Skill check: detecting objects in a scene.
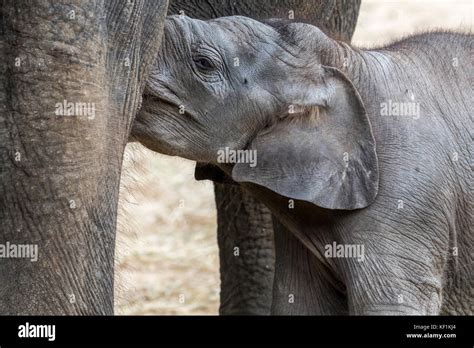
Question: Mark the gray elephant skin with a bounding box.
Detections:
[132,16,473,315]
[0,0,360,316]
[167,0,361,315]
[0,0,168,314]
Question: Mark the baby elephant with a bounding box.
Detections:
[133,15,472,315]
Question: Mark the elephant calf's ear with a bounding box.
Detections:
[232,66,379,210]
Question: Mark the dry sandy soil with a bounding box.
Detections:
[115,0,472,315]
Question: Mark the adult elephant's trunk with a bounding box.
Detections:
[0,0,167,314]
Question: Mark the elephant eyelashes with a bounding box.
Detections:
[191,53,223,83]
[190,45,225,82]
[193,56,215,71]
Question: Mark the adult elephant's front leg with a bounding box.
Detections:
[214,184,275,315]
[0,0,167,314]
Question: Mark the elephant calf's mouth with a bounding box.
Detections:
[142,93,196,120]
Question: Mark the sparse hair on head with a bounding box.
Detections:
[262,18,301,45]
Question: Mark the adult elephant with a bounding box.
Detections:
[0,0,168,314]
[167,0,361,315]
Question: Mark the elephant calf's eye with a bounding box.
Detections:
[193,56,216,71]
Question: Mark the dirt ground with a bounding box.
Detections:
[114,0,472,315]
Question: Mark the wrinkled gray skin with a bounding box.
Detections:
[133,16,473,315]
[0,0,168,314]
[168,0,361,315]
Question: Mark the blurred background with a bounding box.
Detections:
[114,0,472,315]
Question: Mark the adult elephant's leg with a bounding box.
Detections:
[169,0,360,41]
[214,184,274,315]
[271,219,347,315]
[0,0,167,314]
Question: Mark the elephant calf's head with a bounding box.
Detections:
[133,15,379,210]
